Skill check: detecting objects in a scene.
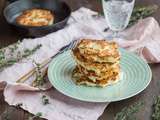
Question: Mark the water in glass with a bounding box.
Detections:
[102,0,135,32]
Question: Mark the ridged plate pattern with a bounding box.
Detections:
[48,49,152,102]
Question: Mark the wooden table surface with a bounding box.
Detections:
[0,0,160,120]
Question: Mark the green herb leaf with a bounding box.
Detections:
[42,95,50,105]
[28,112,42,120]
[0,50,5,60]
[32,61,45,87]
[114,101,144,120]
[35,112,42,117]
[1,107,15,120]
[128,5,158,27]
[0,43,42,71]
[152,96,160,120]
[15,103,23,109]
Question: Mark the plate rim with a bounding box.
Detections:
[48,49,152,102]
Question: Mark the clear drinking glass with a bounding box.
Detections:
[102,0,135,39]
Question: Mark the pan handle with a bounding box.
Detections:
[7,0,17,3]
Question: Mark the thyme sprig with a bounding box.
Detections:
[8,40,20,53]
[32,61,45,87]
[22,44,42,58]
[1,107,16,120]
[15,103,23,109]
[152,96,160,120]
[2,110,11,120]
[42,95,50,105]
[128,5,159,27]
[0,42,42,71]
[28,112,42,120]
[114,101,144,120]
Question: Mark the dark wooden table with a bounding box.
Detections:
[0,0,160,120]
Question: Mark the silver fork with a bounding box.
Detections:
[16,39,80,83]
[53,39,80,57]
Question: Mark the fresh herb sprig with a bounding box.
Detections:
[32,61,45,87]
[28,112,42,120]
[8,41,20,53]
[152,96,160,120]
[2,110,11,120]
[128,5,159,27]
[42,95,50,105]
[15,103,23,109]
[1,107,17,120]
[0,43,42,71]
[22,44,42,58]
[114,101,144,120]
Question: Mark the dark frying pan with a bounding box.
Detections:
[3,0,71,37]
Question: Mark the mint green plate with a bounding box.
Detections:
[48,49,152,102]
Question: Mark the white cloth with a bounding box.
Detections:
[1,7,160,120]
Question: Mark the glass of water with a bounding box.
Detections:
[102,0,135,39]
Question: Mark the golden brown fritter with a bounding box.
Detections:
[72,66,120,87]
[72,39,121,87]
[16,8,54,26]
[73,39,120,63]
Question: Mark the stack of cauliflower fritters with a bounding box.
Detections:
[72,39,121,87]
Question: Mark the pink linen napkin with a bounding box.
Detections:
[4,86,106,120]
[1,7,160,120]
[116,17,160,63]
[1,8,109,120]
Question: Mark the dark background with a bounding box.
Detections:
[0,0,160,120]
